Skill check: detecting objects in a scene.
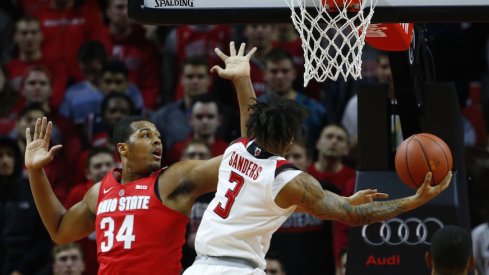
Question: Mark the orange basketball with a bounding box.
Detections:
[394,133,453,189]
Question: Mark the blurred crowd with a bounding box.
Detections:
[1,0,489,274]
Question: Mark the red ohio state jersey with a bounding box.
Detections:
[95,169,188,275]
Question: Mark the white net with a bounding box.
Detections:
[284,0,379,85]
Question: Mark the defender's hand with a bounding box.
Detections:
[24,117,62,170]
[211,41,257,82]
[347,189,389,206]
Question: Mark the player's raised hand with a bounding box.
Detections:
[211,41,257,82]
[347,189,389,206]
[24,117,62,170]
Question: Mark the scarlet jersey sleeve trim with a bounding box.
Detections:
[230,137,249,146]
[275,160,300,177]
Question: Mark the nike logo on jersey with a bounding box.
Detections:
[103,187,114,194]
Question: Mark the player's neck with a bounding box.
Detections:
[120,166,150,184]
[315,156,343,173]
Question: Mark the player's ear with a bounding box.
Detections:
[117,143,128,157]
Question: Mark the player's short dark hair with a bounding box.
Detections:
[102,59,129,78]
[264,48,294,68]
[112,116,150,145]
[246,96,307,150]
[183,56,209,68]
[86,147,114,168]
[101,93,135,116]
[430,225,472,273]
[77,40,107,63]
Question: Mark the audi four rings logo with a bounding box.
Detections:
[361,217,444,246]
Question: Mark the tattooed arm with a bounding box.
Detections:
[275,171,452,226]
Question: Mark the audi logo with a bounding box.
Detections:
[361,217,444,246]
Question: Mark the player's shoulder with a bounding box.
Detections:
[275,159,301,177]
[229,137,250,147]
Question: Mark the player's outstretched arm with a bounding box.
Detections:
[211,41,257,137]
[26,117,96,243]
[276,171,452,226]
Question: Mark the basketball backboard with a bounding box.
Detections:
[129,0,489,25]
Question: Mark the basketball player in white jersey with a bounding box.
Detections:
[183,94,452,275]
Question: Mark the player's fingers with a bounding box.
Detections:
[26,128,32,144]
[361,189,378,195]
[437,171,452,191]
[420,172,432,189]
[44,121,52,145]
[237,42,246,56]
[210,65,223,75]
[40,117,47,139]
[48,144,63,157]
[214,48,228,61]
[229,41,237,56]
[373,193,389,199]
[245,47,257,59]
[33,118,41,140]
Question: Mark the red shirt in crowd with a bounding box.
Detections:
[6,58,68,110]
[33,3,103,81]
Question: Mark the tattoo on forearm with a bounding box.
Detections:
[298,173,408,226]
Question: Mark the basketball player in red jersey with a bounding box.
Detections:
[24,42,257,275]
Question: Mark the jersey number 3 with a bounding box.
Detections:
[214,171,244,219]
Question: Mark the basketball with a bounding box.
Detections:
[394,133,453,189]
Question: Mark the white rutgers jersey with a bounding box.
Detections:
[195,138,302,269]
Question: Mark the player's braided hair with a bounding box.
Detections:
[246,96,307,150]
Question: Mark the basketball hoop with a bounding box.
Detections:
[284,0,379,85]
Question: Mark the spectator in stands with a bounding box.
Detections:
[65,147,115,275]
[6,16,67,109]
[271,24,306,90]
[152,57,211,150]
[20,66,82,165]
[0,137,52,274]
[90,93,136,148]
[162,25,230,103]
[60,40,107,125]
[52,243,85,275]
[9,104,72,202]
[265,252,287,275]
[33,0,103,81]
[260,48,327,146]
[244,24,274,97]
[165,94,227,165]
[426,225,474,275]
[98,59,144,113]
[269,137,335,275]
[308,123,355,269]
[180,139,213,269]
[336,250,348,275]
[98,0,161,109]
[472,202,489,275]
[0,65,20,135]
